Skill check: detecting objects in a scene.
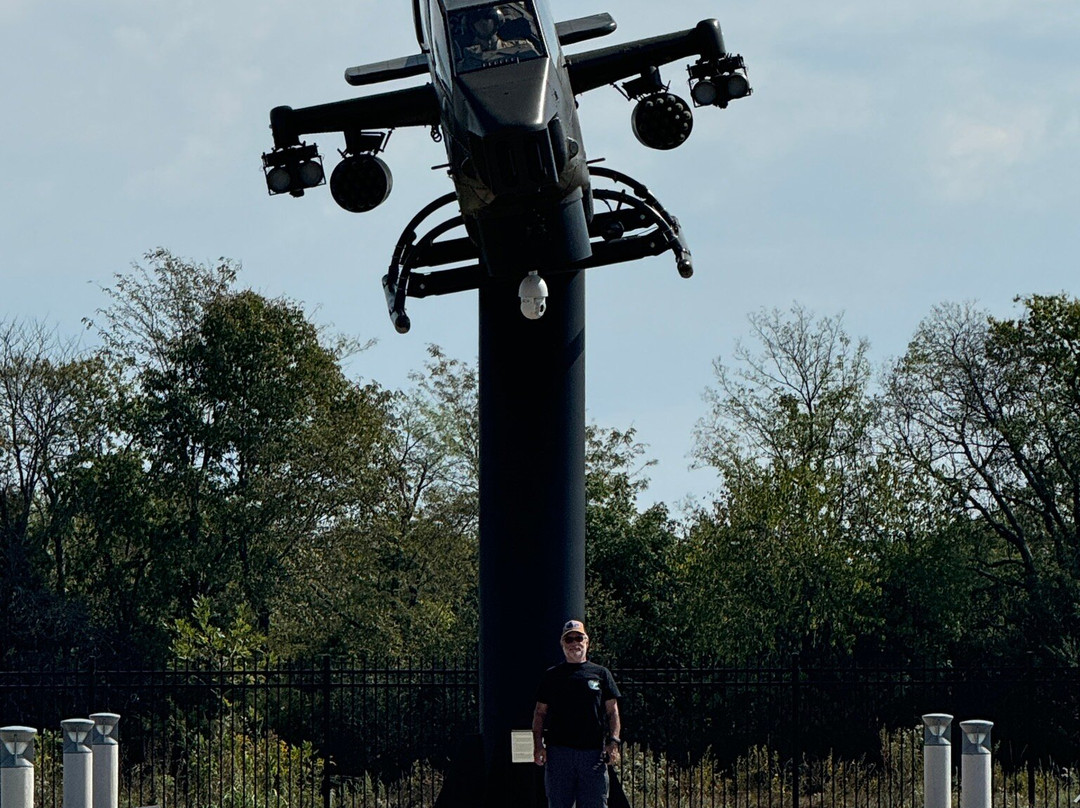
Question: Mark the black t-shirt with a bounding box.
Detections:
[536,661,621,750]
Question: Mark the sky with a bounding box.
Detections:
[2,0,1078,509]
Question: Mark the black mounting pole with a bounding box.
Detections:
[477,269,587,808]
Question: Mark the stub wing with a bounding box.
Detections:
[566,19,727,95]
[345,52,431,86]
[270,84,440,148]
[555,13,617,46]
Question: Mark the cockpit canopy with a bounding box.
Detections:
[448,1,546,74]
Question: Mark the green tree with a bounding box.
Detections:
[87,247,238,377]
[0,318,113,662]
[70,251,395,660]
[368,350,689,663]
[686,306,968,665]
[60,448,168,654]
[173,595,274,667]
[270,346,480,660]
[693,305,877,477]
[887,295,1080,662]
[583,426,682,663]
[381,347,480,655]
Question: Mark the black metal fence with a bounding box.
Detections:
[2,659,1078,808]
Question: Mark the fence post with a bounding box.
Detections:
[322,656,333,808]
[91,713,121,808]
[1,726,37,808]
[960,720,993,808]
[63,718,96,808]
[790,653,801,808]
[922,714,953,808]
[87,658,97,717]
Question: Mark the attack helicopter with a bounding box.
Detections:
[261,0,751,332]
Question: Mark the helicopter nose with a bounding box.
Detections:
[458,61,562,195]
[469,126,560,196]
[458,59,552,131]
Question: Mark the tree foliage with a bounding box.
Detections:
[694,306,876,477]
[0,319,112,662]
[273,347,481,660]
[6,248,1080,668]
[583,426,681,663]
[684,306,983,665]
[887,295,1080,662]
[686,308,880,663]
[14,250,402,662]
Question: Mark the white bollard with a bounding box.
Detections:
[960,720,993,808]
[91,713,121,808]
[0,726,37,808]
[923,714,953,808]
[63,718,96,808]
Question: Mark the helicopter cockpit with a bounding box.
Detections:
[450,1,546,73]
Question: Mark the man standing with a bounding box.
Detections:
[532,620,622,808]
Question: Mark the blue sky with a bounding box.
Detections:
[3,0,1078,508]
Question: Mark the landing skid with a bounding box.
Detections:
[381,166,694,333]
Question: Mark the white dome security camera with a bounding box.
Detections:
[518,271,548,320]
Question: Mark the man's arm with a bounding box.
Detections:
[532,702,549,766]
[604,699,621,763]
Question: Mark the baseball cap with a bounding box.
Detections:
[560,619,586,639]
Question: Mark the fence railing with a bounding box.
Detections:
[2,659,1078,808]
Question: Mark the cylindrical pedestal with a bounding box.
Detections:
[922,714,953,808]
[91,713,121,808]
[960,720,993,808]
[478,271,587,808]
[1,726,38,808]
[63,718,96,808]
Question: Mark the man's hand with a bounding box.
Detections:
[604,740,620,765]
[604,699,622,765]
[532,702,549,766]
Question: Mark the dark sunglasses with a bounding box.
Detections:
[563,634,586,643]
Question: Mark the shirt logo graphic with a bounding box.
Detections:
[588,679,601,691]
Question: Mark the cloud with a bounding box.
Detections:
[926,97,1076,204]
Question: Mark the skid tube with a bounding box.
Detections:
[380,167,696,331]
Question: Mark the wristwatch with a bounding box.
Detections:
[607,737,622,745]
